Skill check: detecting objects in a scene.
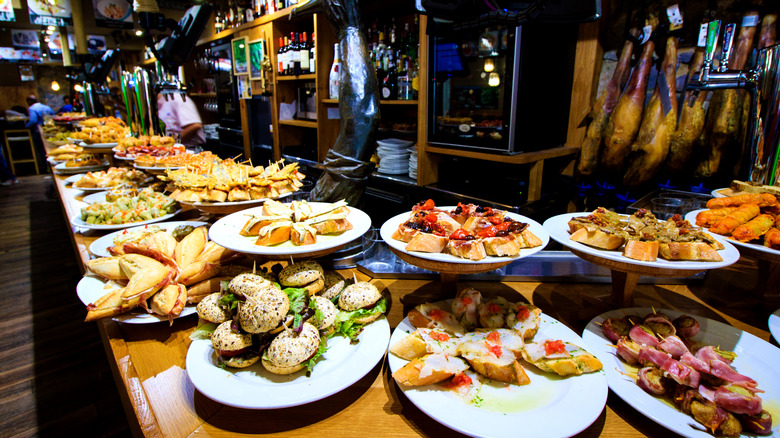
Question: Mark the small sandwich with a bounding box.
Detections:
[261,322,324,375]
[195,292,232,324]
[334,281,387,340]
[278,261,324,295]
[310,295,338,335]
[320,270,346,300]
[211,320,260,368]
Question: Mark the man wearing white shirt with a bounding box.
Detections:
[156,92,205,152]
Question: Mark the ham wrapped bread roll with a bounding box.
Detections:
[731,214,776,242]
[706,193,778,209]
[709,204,760,235]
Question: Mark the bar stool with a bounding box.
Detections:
[3,128,40,175]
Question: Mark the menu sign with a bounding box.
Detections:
[0,0,15,22]
[28,0,73,26]
[12,30,40,50]
[92,0,133,29]
[0,48,42,63]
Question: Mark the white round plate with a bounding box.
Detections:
[544,212,739,270]
[711,188,730,198]
[77,275,196,324]
[27,0,69,17]
[82,192,107,205]
[186,316,390,409]
[133,163,184,171]
[180,192,292,208]
[685,209,780,258]
[583,307,780,438]
[113,154,135,161]
[389,307,608,438]
[54,161,109,174]
[208,202,371,256]
[72,185,118,192]
[381,207,549,265]
[64,173,86,184]
[770,309,780,343]
[71,209,181,230]
[80,142,119,149]
[89,220,209,257]
[97,0,131,20]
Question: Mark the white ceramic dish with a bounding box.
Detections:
[685,210,780,258]
[88,220,209,257]
[583,307,780,438]
[76,275,196,324]
[388,308,608,438]
[208,202,371,256]
[544,212,739,270]
[770,309,780,343]
[71,209,181,231]
[186,316,390,409]
[82,192,107,205]
[380,207,549,265]
[54,162,109,174]
[64,173,86,184]
[79,141,119,149]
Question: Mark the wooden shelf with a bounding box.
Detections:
[321,98,418,105]
[197,6,297,47]
[190,92,217,97]
[279,119,317,128]
[277,74,316,81]
[424,145,578,164]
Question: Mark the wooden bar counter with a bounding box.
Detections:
[49,170,777,438]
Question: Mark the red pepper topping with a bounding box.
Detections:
[460,296,472,306]
[477,226,497,238]
[488,216,503,225]
[449,228,469,240]
[420,199,435,211]
[488,302,502,313]
[516,306,530,320]
[486,331,501,344]
[488,344,503,358]
[450,372,472,388]
[544,340,567,356]
[429,331,450,342]
[428,309,446,321]
[425,213,438,223]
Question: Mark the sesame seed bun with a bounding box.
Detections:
[238,283,290,334]
[196,292,231,324]
[320,270,346,300]
[278,261,324,287]
[338,282,382,311]
[262,323,320,375]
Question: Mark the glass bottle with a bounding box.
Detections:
[328,43,341,99]
[309,32,316,73]
[299,32,310,74]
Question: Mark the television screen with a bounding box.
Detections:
[435,42,465,74]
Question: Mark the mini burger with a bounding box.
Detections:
[335,281,387,340]
[278,261,324,295]
[310,295,338,335]
[261,322,324,375]
[238,282,290,334]
[195,292,232,324]
[211,320,259,368]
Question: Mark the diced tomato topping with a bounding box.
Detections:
[449,228,469,240]
[488,344,503,358]
[425,213,438,223]
[420,199,435,210]
[460,296,472,306]
[431,222,446,236]
[477,226,497,238]
[488,302,502,313]
[429,331,450,342]
[544,340,567,356]
[488,216,503,225]
[450,372,472,388]
[516,306,530,320]
[428,309,446,321]
[486,331,501,344]
[217,347,248,357]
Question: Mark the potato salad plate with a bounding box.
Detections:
[582,308,780,438]
[71,209,181,231]
[186,316,390,409]
[388,310,608,438]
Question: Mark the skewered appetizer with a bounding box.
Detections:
[46,144,84,161]
[391,199,543,261]
[601,311,772,436]
[114,135,183,160]
[568,207,725,262]
[163,158,305,203]
[73,167,150,189]
[694,193,780,250]
[239,199,353,246]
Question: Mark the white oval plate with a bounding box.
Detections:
[71,209,181,231]
[82,192,107,205]
[64,173,87,184]
[583,307,780,438]
[381,207,549,265]
[80,141,119,149]
[89,220,209,257]
[685,209,780,258]
[209,202,371,256]
[77,275,196,324]
[186,316,390,409]
[54,161,109,174]
[770,309,780,343]
[544,212,739,270]
[389,308,608,438]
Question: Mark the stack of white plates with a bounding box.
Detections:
[376,138,414,175]
[408,147,418,179]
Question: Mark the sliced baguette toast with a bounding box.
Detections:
[622,240,659,261]
[658,242,723,262]
[569,227,625,250]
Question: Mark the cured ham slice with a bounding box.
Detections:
[577,35,635,176]
[709,360,758,390]
[637,367,667,395]
[623,37,679,187]
[629,324,659,347]
[601,39,655,173]
[714,385,762,415]
[680,352,711,374]
[638,346,671,368]
[616,336,641,365]
[667,47,707,173]
[658,335,690,359]
[661,358,701,388]
[695,345,735,365]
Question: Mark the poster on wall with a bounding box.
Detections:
[0,48,42,62]
[87,35,107,54]
[28,0,73,26]
[232,37,248,75]
[92,0,133,29]
[248,39,265,80]
[19,65,34,81]
[12,30,40,49]
[0,0,15,22]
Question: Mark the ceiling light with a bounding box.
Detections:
[47,25,55,31]
[51,81,60,91]
[135,30,143,36]
[488,72,500,87]
[484,58,495,72]
[74,84,84,92]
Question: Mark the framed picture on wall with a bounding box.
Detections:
[231,36,248,75]
[248,39,265,80]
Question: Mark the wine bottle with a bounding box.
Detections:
[277,37,284,75]
[328,43,341,99]
[309,32,316,73]
[300,32,310,74]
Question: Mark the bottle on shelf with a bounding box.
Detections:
[300,32,310,74]
[329,43,341,99]
[214,8,225,32]
[290,32,301,75]
[309,32,316,73]
[375,30,386,88]
[277,37,286,75]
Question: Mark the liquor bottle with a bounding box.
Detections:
[328,43,341,99]
[375,30,386,87]
[214,8,224,32]
[309,32,316,73]
[299,32,310,74]
[277,37,285,75]
[291,32,301,75]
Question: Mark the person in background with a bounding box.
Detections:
[25,95,54,173]
[156,92,205,152]
[58,96,73,113]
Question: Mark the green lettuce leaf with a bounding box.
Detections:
[333,297,387,342]
[189,322,218,341]
[303,336,329,376]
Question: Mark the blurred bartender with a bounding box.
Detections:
[157,92,205,152]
